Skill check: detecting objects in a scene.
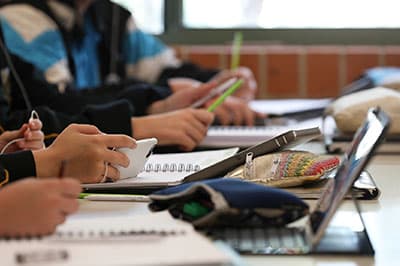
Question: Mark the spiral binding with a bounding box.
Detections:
[145,163,201,173]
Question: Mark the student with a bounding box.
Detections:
[0,0,259,151]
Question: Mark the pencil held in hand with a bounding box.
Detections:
[230,32,243,70]
[207,79,244,112]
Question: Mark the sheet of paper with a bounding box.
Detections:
[249,98,332,115]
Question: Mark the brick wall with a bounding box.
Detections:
[174,45,400,99]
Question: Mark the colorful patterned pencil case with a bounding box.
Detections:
[226,150,340,188]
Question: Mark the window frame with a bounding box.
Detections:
[158,0,400,45]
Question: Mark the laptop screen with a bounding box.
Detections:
[309,107,390,246]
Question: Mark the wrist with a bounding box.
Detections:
[33,148,62,178]
[147,100,167,114]
[131,117,152,140]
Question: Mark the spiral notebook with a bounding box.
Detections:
[83,147,239,190]
[0,213,231,265]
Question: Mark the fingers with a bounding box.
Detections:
[58,178,82,198]
[214,106,231,125]
[28,119,42,131]
[105,165,120,182]
[191,109,215,126]
[69,124,101,135]
[58,197,79,216]
[25,129,44,141]
[103,149,130,168]
[98,134,136,149]
[193,81,218,99]
[0,127,25,143]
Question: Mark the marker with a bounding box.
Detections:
[207,79,244,112]
[79,193,150,202]
[230,32,243,70]
[190,77,237,108]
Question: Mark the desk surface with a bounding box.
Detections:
[73,146,399,266]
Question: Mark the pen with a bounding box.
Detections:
[79,193,150,202]
[207,79,244,112]
[230,32,243,70]
[190,77,237,108]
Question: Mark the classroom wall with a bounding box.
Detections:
[174,45,400,99]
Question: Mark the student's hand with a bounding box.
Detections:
[33,124,136,183]
[0,119,44,153]
[0,178,81,237]
[167,77,202,93]
[132,109,214,151]
[211,67,257,101]
[205,96,266,126]
[147,82,217,114]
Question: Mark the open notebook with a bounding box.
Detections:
[83,147,239,190]
[0,212,231,265]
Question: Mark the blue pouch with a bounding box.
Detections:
[149,178,309,228]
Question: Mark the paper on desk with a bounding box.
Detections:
[249,98,332,116]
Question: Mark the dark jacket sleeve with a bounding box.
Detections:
[156,62,220,87]
[9,55,171,117]
[3,99,135,137]
[0,150,36,187]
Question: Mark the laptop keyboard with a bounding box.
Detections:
[205,227,309,254]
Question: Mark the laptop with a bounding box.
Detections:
[206,107,390,255]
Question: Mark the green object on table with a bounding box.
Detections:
[183,201,211,219]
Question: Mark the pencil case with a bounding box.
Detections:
[226,150,339,188]
[149,178,309,228]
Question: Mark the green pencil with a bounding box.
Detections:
[230,32,243,70]
[207,79,243,112]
